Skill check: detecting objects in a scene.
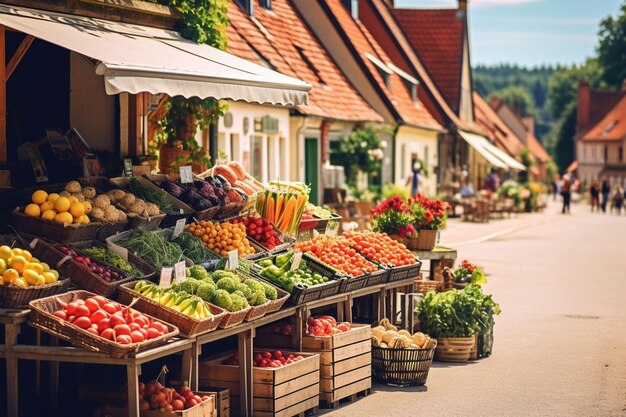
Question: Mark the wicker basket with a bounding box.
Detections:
[218,305,251,329]
[414,279,442,295]
[0,278,70,309]
[264,285,290,313]
[29,290,179,358]
[371,344,437,386]
[434,337,475,362]
[117,283,226,338]
[407,230,438,251]
[12,208,100,243]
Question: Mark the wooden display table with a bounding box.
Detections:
[412,246,458,282]
[0,308,30,417]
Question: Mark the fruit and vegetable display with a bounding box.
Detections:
[132,280,214,319]
[51,295,172,344]
[159,176,247,211]
[371,318,435,349]
[185,220,256,257]
[306,315,352,336]
[105,187,163,218]
[56,244,131,283]
[233,216,283,250]
[222,350,305,368]
[342,231,417,267]
[171,231,221,264]
[0,245,60,287]
[128,178,180,215]
[293,236,378,277]
[266,321,292,336]
[211,160,265,195]
[257,252,331,291]
[79,246,143,277]
[114,229,184,269]
[256,181,309,235]
[138,381,212,412]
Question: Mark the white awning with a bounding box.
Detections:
[458,130,507,169]
[482,143,527,171]
[0,5,310,106]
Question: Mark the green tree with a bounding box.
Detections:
[597,2,626,88]
[489,85,537,117]
[547,59,601,119]
[553,102,577,172]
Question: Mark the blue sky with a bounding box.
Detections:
[395,0,623,67]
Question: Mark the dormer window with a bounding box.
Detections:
[603,120,618,136]
[260,0,271,10]
[366,52,392,91]
[248,44,276,71]
[388,63,419,102]
[342,0,359,20]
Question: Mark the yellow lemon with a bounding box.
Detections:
[0,245,12,261]
[40,262,50,272]
[25,262,43,274]
[31,257,39,263]
[68,196,79,204]
[42,272,57,284]
[54,212,73,224]
[47,193,60,203]
[24,203,41,217]
[83,201,92,214]
[49,269,59,279]
[31,190,48,205]
[42,209,57,221]
[22,269,40,286]
[21,250,32,262]
[8,256,27,273]
[0,259,6,275]
[3,268,19,284]
[80,215,90,224]
[40,201,55,212]
[36,275,46,286]
[54,197,70,213]
[10,248,22,257]
[13,277,27,288]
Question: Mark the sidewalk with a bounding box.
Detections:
[438,198,564,248]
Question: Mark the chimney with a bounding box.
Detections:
[236,0,253,16]
[459,0,468,11]
[577,80,590,132]
[342,0,359,20]
[522,117,535,135]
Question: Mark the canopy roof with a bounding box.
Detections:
[0,4,310,105]
[459,130,526,171]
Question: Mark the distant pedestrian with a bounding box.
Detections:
[612,185,624,214]
[561,174,571,214]
[552,174,560,201]
[601,180,610,212]
[405,162,422,197]
[589,179,600,212]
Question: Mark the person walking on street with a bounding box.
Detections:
[405,162,422,197]
[561,174,572,214]
[601,179,610,212]
[613,185,624,215]
[589,179,600,212]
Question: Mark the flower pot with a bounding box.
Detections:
[158,142,189,176]
[175,113,198,141]
[451,281,469,290]
[434,336,475,362]
[407,229,437,251]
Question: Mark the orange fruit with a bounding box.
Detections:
[54,197,70,213]
[3,268,19,284]
[25,262,43,274]
[13,277,27,288]
[39,201,54,212]
[42,271,57,284]
[24,204,41,217]
[21,250,32,262]
[22,269,40,286]
[8,256,27,273]
[31,190,48,205]
[83,201,92,214]
[68,196,79,204]
[47,193,60,203]
[0,246,11,261]
[42,210,56,221]
[80,215,90,224]
[69,202,85,218]
[54,212,73,225]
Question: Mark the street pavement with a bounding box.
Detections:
[321,199,626,417]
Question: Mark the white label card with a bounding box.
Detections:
[290,251,303,271]
[159,267,173,288]
[325,225,337,237]
[174,261,187,283]
[109,244,128,261]
[179,166,193,184]
[227,250,239,270]
[173,218,186,239]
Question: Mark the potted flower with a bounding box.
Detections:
[370,196,415,243]
[444,259,487,289]
[406,194,448,251]
[417,284,500,362]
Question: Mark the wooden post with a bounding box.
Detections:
[0,26,6,163]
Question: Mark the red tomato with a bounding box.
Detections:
[273,351,283,360]
[129,323,141,332]
[97,318,111,332]
[86,327,99,335]
[75,299,85,305]
[90,309,108,324]
[114,324,131,336]
[130,330,145,343]
[116,334,132,344]
[67,315,76,323]
[53,310,67,320]
[92,295,107,308]
[146,328,160,339]
[73,316,92,329]
[109,314,126,327]
[100,328,115,340]
[102,303,117,315]
[172,399,184,411]
[75,305,90,318]
[85,298,100,313]
[65,302,78,315]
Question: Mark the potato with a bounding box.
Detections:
[382,330,398,344]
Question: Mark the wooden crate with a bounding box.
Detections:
[302,325,372,407]
[143,393,216,417]
[202,387,230,417]
[199,352,320,417]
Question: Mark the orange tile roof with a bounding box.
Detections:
[361,0,477,133]
[473,91,524,157]
[226,0,383,122]
[527,134,550,163]
[581,94,626,142]
[392,7,464,114]
[316,0,442,131]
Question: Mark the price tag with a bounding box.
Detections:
[325,222,338,237]
[109,244,128,261]
[290,251,303,271]
[227,249,239,270]
[172,218,186,239]
[174,261,187,283]
[159,267,173,288]
[179,165,193,184]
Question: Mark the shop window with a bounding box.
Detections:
[251,135,264,181]
[619,146,623,162]
[230,133,240,162]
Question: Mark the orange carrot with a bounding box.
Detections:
[279,195,298,231]
[267,194,275,224]
[275,195,284,223]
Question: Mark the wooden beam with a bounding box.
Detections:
[5,35,34,82]
[0,26,6,163]
[127,94,138,157]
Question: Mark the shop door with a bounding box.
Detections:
[305,138,318,205]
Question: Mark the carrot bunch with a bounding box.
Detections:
[255,181,309,236]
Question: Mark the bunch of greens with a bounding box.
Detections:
[172,231,220,264]
[116,229,183,269]
[417,284,500,338]
[129,178,179,215]
[81,246,142,277]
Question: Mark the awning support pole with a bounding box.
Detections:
[0,26,6,163]
[5,34,34,82]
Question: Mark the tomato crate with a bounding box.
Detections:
[302,325,371,407]
[199,351,320,417]
[200,387,230,417]
[386,257,423,283]
[143,392,216,417]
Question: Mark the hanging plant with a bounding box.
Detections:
[334,127,385,186]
